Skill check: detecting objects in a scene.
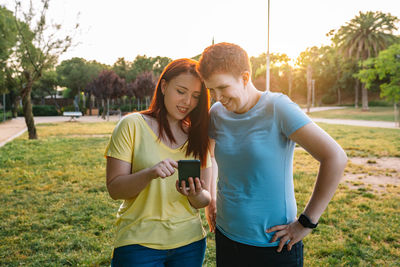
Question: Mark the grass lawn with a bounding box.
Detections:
[0,122,399,266]
[309,106,396,122]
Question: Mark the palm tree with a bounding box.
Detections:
[333,11,398,110]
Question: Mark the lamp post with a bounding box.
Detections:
[266,0,270,92]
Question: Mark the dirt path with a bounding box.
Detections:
[0,116,120,147]
[344,157,400,192]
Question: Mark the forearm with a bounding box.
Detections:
[303,152,347,222]
[188,189,211,209]
[210,157,218,201]
[107,168,156,200]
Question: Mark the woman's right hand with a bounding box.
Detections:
[205,198,217,232]
[150,159,178,179]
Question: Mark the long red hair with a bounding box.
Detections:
[141,58,210,167]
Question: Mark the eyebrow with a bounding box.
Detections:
[208,84,229,91]
[177,85,201,94]
[176,85,189,90]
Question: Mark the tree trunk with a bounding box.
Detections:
[107,98,110,121]
[306,65,312,113]
[288,69,292,99]
[51,94,60,112]
[22,83,37,139]
[130,97,133,111]
[101,99,106,119]
[11,94,19,118]
[355,79,359,108]
[336,71,341,105]
[361,83,369,111]
[88,91,92,115]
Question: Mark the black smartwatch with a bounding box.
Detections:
[298,213,318,229]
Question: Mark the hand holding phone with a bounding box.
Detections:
[177,160,200,191]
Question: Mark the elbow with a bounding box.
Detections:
[107,187,119,200]
[106,181,120,200]
[337,148,348,171]
[320,147,348,173]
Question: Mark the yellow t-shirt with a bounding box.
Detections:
[105,113,210,249]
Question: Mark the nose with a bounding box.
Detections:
[183,94,191,105]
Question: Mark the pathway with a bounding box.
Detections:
[0,115,120,147]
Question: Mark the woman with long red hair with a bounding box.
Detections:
[105,58,211,266]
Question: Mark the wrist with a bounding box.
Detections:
[147,168,159,180]
[298,213,319,229]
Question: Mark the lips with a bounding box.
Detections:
[220,99,230,107]
[177,106,189,114]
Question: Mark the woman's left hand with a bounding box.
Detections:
[175,177,204,196]
[266,220,312,252]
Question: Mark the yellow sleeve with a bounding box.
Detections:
[202,150,212,169]
[104,114,137,163]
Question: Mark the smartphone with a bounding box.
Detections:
[178,160,200,189]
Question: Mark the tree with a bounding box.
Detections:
[7,0,77,139]
[133,71,156,109]
[32,70,59,108]
[0,6,18,94]
[356,43,400,126]
[91,70,125,119]
[57,57,104,114]
[127,55,172,82]
[252,53,293,94]
[332,11,399,110]
[112,57,129,80]
[152,56,172,79]
[57,58,91,96]
[127,55,154,82]
[84,60,106,114]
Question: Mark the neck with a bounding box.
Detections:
[166,115,181,131]
[237,83,262,114]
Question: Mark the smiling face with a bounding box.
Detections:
[161,72,202,123]
[204,72,251,114]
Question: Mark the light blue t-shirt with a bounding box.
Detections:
[209,91,312,247]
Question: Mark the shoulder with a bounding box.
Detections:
[265,92,300,114]
[210,102,228,120]
[118,112,142,125]
[266,92,292,106]
[113,112,143,133]
[209,102,224,114]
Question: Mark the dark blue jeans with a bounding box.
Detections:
[215,228,303,267]
[111,238,206,267]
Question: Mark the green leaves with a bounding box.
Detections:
[356,43,400,103]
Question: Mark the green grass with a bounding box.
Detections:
[316,122,400,157]
[0,122,399,266]
[309,107,396,122]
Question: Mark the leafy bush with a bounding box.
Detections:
[99,103,147,115]
[0,110,13,121]
[368,100,392,107]
[321,94,337,105]
[61,104,87,115]
[32,105,59,116]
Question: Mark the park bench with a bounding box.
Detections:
[63,111,82,121]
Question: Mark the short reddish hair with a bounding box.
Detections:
[197,42,251,80]
[142,58,210,166]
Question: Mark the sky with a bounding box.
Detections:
[2,0,400,65]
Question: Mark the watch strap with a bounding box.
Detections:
[298,213,318,229]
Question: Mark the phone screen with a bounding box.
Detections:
[178,160,200,189]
